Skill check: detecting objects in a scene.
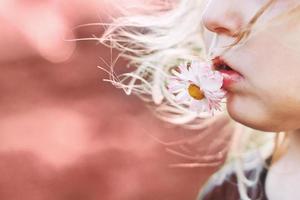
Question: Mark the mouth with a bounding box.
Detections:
[212,56,234,72]
[212,56,244,90]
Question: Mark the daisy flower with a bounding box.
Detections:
[168,60,226,115]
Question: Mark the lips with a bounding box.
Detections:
[212,56,244,90]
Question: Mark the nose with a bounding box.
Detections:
[202,1,245,37]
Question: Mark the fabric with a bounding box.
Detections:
[197,156,271,200]
[200,167,268,200]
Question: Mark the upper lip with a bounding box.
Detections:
[212,56,242,75]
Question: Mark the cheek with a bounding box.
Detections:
[223,12,300,131]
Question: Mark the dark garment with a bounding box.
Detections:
[201,166,268,200]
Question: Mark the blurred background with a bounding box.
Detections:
[0,1,232,199]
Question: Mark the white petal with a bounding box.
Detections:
[200,73,223,91]
[205,90,225,100]
[175,91,190,103]
[196,61,212,74]
[188,69,199,83]
[190,61,200,75]
[201,99,210,112]
[168,84,185,93]
[178,63,189,75]
[189,99,206,113]
[171,70,188,81]
[168,79,184,90]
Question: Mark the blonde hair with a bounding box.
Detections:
[93,0,300,199]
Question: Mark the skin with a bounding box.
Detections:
[202,0,300,199]
[202,0,300,132]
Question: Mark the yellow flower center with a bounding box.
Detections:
[188,84,205,100]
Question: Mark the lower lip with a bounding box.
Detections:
[218,70,244,90]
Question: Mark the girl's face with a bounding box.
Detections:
[202,0,300,132]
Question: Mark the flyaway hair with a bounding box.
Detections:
[96,0,280,199]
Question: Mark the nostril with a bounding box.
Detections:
[201,5,243,37]
[214,27,232,35]
[202,17,242,37]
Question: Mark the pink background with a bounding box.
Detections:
[0,1,232,199]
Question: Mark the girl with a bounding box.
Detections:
[101,0,300,199]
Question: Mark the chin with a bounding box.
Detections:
[225,94,282,132]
